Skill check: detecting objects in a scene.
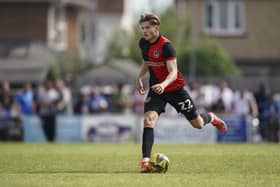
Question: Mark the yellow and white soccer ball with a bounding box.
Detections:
[148,153,170,173]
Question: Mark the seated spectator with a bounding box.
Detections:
[132,89,147,115]
[90,85,108,113]
[74,87,92,115]
[109,84,132,113]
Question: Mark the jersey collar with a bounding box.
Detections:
[149,35,161,45]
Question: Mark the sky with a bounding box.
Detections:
[132,0,174,19]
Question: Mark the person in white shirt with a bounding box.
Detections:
[232,88,258,117]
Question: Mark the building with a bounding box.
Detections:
[176,0,280,76]
[0,0,95,53]
[90,0,133,63]
[0,0,135,85]
[0,0,95,84]
[176,0,280,86]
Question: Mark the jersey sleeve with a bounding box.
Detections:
[163,43,176,60]
[139,38,145,50]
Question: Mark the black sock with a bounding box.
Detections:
[142,127,154,158]
[200,113,212,126]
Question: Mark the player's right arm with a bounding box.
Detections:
[136,61,148,95]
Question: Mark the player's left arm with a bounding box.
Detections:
[152,59,177,94]
[152,42,177,95]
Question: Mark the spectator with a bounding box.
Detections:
[109,84,132,113]
[0,81,22,141]
[0,81,17,116]
[187,83,208,114]
[74,87,92,115]
[37,81,58,142]
[262,94,279,142]
[254,83,269,140]
[15,83,34,115]
[231,88,258,118]
[90,85,108,113]
[55,80,72,115]
[132,89,147,115]
[212,80,233,113]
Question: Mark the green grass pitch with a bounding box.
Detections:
[0,143,280,187]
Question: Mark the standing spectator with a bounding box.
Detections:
[0,81,17,116]
[63,73,74,90]
[254,83,269,140]
[37,81,58,142]
[262,94,279,142]
[15,83,34,115]
[0,81,22,141]
[55,80,72,115]
[231,88,258,118]
[212,81,233,113]
[187,83,208,114]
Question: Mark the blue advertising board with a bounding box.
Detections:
[23,116,46,142]
[56,116,82,142]
[217,116,247,142]
[24,116,82,143]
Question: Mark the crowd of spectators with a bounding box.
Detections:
[0,79,279,142]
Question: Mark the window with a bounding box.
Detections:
[80,22,86,43]
[205,0,245,36]
[0,42,29,58]
[47,6,67,51]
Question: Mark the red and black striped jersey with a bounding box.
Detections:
[139,35,185,92]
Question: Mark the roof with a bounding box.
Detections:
[78,59,142,85]
[0,42,55,83]
[0,0,95,9]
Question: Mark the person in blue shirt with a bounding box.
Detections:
[15,83,34,115]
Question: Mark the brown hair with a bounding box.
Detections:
[139,13,160,26]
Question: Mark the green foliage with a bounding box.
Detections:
[178,39,240,76]
[48,53,91,80]
[107,7,240,76]
[107,28,143,65]
[157,8,179,43]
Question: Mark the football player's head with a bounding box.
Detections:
[139,13,160,42]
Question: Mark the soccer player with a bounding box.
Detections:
[136,13,228,173]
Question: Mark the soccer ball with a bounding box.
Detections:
[148,153,170,173]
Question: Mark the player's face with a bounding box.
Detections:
[140,21,159,42]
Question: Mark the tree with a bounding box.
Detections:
[178,39,240,76]
[107,7,240,76]
[48,53,91,80]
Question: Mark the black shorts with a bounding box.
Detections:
[144,88,198,120]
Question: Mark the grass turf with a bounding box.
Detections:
[0,143,279,187]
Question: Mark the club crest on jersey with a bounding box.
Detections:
[153,50,159,58]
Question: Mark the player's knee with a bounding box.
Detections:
[144,113,157,128]
[144,117,155,128]
[193,123,203,129]
[189,121,204,129]
[189,117,204,129]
